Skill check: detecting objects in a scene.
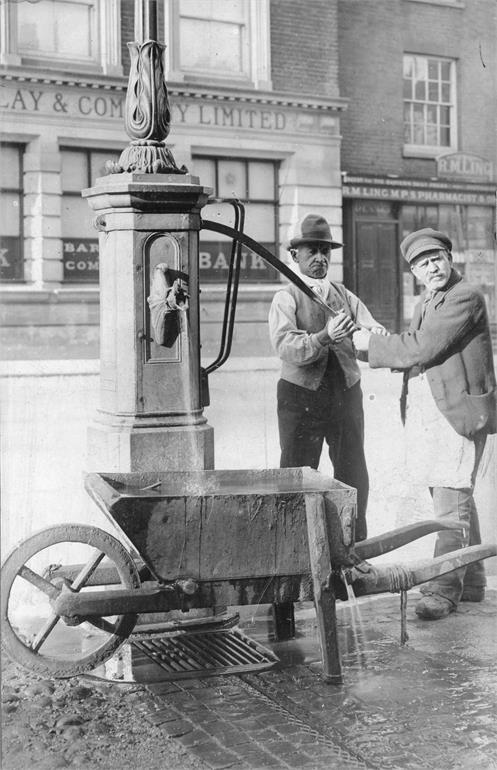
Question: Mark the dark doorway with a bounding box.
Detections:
[343,200,401,331]
[354,219,400,331]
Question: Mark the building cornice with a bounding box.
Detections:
[0,69,348,113]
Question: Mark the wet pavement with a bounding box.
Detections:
[2,585,496,769]
[2,359,496,768]
[94,584,497,769]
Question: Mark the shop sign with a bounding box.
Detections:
[343,184,495,205]
[199,241,279,283]
[0,84,339,136]
[61,238,279,284]
[63,239,99,282]
[437,153,494,183]
[0,237,23,281]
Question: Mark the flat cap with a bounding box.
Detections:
[288,214,342,250]
[400,228,452,264]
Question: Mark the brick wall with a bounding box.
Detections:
[120,0,134,75]
[270,0,339,97]
[120,0,166,76]
[403,0,497,163]
[339,0,497,177]
[338,0,403,175]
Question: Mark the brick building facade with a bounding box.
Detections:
[339,0,496,332]
[0,0,345,359]
[0,0,495,359]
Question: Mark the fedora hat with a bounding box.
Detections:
[288,214,343,250]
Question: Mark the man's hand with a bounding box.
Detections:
[352,328,372,351]
[327,311,357,344]
[370,326,389,336]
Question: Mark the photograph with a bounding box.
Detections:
[1,0,496,768]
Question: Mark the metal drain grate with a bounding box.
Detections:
[132,627,279,680]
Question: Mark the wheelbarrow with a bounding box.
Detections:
[2,467,495,683]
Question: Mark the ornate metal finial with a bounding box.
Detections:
[108,0,187,175]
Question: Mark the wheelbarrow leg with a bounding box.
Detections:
[305,493,342,684]
[272,601,295,640]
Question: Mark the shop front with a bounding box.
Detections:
[0,73,346,359]
[343,158,496,335]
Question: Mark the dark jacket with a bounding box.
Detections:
[368,271,497,438]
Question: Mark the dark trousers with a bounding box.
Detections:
[277,375,369,542]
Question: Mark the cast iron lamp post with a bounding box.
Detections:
[110,0,186,175]
[82,0,214,472]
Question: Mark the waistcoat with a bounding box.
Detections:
[280,283,361,391]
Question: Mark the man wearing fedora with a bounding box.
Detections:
[354,227,496,619]
[269,213,385,543]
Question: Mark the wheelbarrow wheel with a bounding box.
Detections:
[1,524,140,678]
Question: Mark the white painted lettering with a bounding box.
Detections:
[199,252,212,269]
[251,254,266,270]
[213,252,229,269]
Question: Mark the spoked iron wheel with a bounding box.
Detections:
[1,524,140,678]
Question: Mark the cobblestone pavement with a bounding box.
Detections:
[134,588,497,770]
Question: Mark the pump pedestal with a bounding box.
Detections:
[83,173,214,472]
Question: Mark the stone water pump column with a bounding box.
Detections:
[83,174,214,472]
[82,4,214,472]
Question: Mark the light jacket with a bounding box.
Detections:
[269,281,380,391]
[369,271,497,438]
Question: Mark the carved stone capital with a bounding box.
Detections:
[108,40,186,175]
[108,141,187,175]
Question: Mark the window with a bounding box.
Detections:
[1,0,121,74]
[180,0,248,76]
[17,0,99,63]
[165,0,271,88]
[61,148,120,283]
[194,156,279,283]
[403,55,457,156]
[0,144,24,282]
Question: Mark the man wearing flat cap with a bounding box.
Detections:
[354,227,497,620]
[269,213,386,543]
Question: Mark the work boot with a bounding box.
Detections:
[460,586,485,602]
[415,593,456,620]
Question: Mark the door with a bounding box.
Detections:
[355,221,400,331]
